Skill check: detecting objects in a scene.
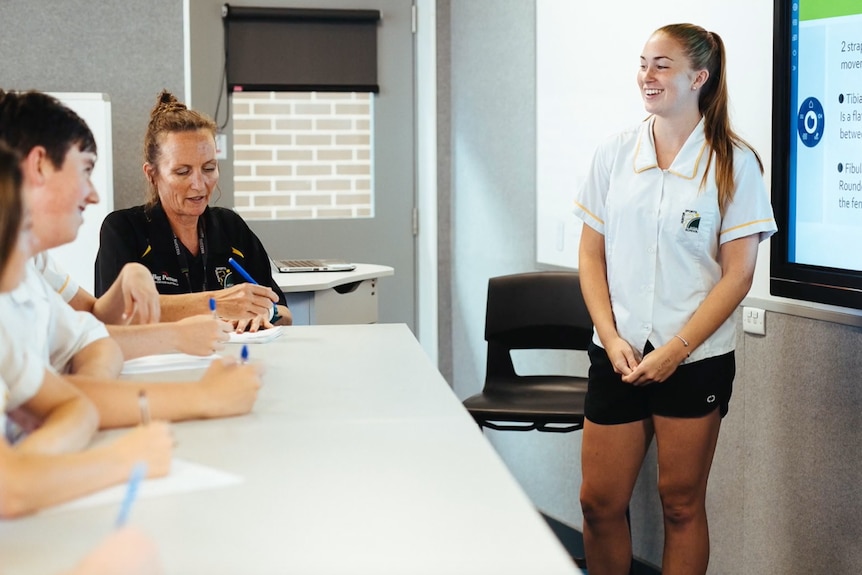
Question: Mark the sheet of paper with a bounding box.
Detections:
[38,458,243,517]
[121,353,220,375]
[228,325,284,344]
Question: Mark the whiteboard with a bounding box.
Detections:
[45,93,113,295]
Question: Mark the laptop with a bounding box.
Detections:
[273,258,357,273]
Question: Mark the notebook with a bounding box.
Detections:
[273,258,357,273]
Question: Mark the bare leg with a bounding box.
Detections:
[653,411,721,575]
[580,418,654,575]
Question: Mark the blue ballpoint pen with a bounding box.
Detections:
[115,462,147,529]
[227,257,257,285]
[227,257,279,320]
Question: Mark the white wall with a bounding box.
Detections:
[535,0,773,283]
[45,93,112,294]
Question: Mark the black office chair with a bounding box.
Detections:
[462,271,591,433]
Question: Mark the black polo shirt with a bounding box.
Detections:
[95,203,287,306]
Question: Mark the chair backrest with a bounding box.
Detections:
[485,271,593,380]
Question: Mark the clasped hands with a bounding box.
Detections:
[604,336,687,386]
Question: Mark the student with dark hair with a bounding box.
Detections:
[0,89,233,357]
[0,89,263,428]
[574,24,776,574]
[0,141,173,519]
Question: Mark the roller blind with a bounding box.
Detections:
[223,4,381,93]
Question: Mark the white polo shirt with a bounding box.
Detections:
[0,258,109,376]
[0,341,50,444]
[33,251,79,303]
[574,117,777,363]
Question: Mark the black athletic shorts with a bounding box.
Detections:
[584,341,735,425]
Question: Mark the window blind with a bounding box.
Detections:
[223,4,380,93]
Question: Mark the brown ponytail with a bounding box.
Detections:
[657,24,763,215]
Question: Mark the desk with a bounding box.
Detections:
[0,324,581,575]
[273,263,394,325]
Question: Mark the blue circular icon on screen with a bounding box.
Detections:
[797,97,824,147]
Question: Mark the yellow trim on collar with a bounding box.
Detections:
[632,134,658,174]
[667,142,707,180]
[141,245,152,258]
[632,117,707,179]
[231,247,244,258]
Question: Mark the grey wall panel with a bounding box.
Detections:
[445,0,589,547]
[0,0,184,211]
[737,312,862,573]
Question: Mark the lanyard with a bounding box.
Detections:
[172,221,208,293]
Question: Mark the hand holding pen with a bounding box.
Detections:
[172,314,232,356]
[227,257,281,332]
[210,282,278,324]
[108,416,173,516]
[114,390,167,528]
[195,350,263,418]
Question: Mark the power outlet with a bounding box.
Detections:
[742,306,766,335]
[215,133,228,160]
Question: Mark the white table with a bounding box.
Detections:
[0,324,581,575]
[273,263,394,325]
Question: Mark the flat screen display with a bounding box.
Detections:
[771,0,862,308]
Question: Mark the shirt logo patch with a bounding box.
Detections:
[152,272,179,288]
[215,267,231,288]
[681,210,701,233]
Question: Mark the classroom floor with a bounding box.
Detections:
[541,513,661,575]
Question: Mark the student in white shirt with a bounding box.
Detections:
[573,24,776,575]
[0,89,263,428]
[0,141,173,519]
[35,250,236,358]
[0,93,231,357]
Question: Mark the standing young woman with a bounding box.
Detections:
[573,24,776,575]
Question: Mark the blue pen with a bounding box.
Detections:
[115,462,147,529]
[227,257,278,320]
[227,257,258,285]
[209,297,217,318]
[240,344,249,364]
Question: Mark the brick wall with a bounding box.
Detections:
[231,91,373,220]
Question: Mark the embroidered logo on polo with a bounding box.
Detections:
[215,266,231,288]
[152,272,179,288]
[681,210,701,233]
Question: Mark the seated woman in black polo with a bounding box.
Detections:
[95,90,290,330]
